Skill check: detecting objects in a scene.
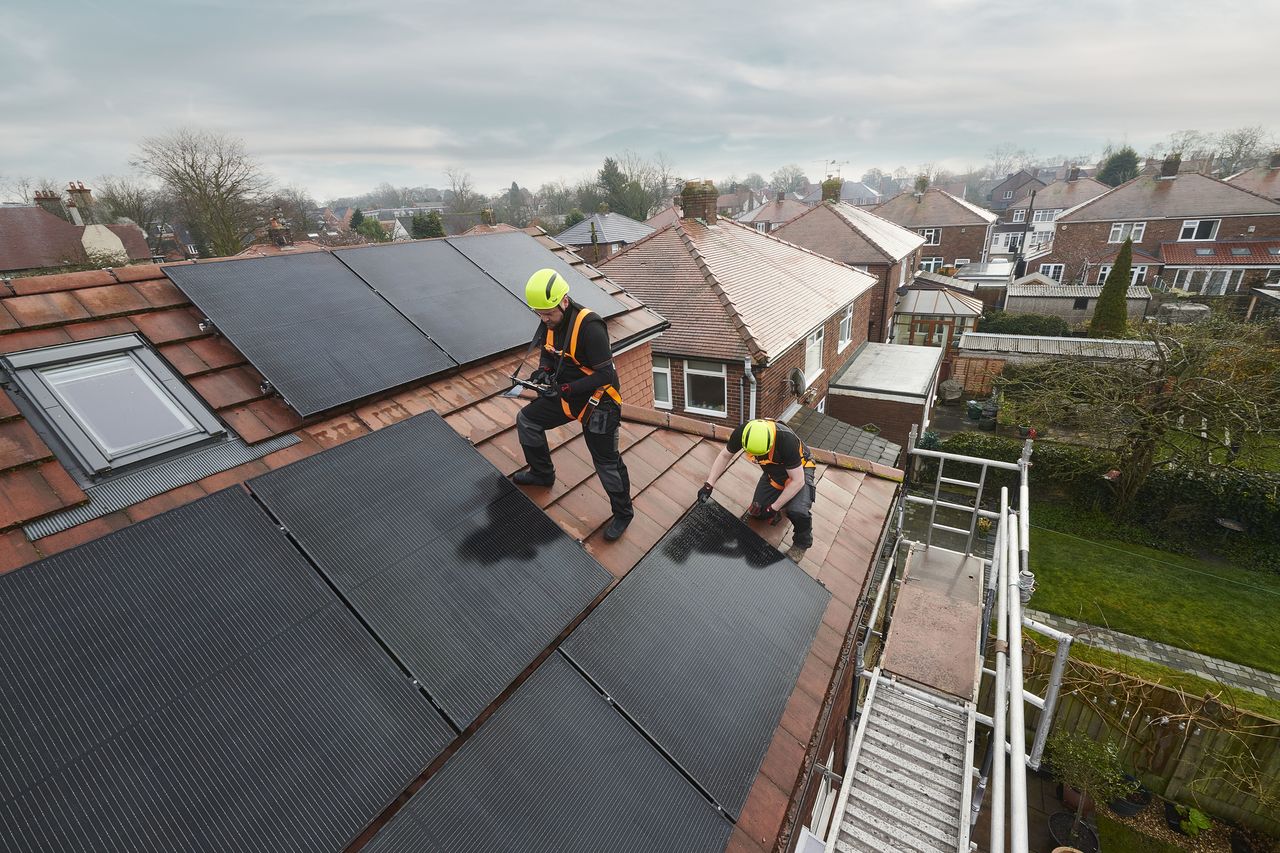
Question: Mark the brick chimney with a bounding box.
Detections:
[1160,154,1181,178]
[1270,150,1280,169]
[1067,166,1080,182]
[66,201,83,226]
[775,190,785,203]
[66,182,96,224]
[267,216,292,247]
[820,177,842,203]
[34,189,67,220]
[680,180,718,224]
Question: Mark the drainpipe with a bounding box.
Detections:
[743,356,757,420]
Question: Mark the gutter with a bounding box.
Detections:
[743,356,757,420]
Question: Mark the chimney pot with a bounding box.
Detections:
[775,190,785,203]
[820,177,842,204]
[1067,166,1080,182]
[1160,154,1182,178]
[1269,150,1280,169]
[680,179,718,224]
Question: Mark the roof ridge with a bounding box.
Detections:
[673,220,768,361]
[719,215,887,274]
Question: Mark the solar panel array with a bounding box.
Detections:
[0,488,454,853]
[562,500,831,818]
[164,233,627,417]
[362,655,734,853]
[247,412,612,729]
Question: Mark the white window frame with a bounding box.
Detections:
[1266,268,1280,284]
[837,305,853,352]
[1032,209,1061,223]
[816,396,826,414]
[755,222,768,233]
[804,326,825,384]
[920,256,944,273]
[1039,263,1065,281]
[1011,209,1026,223]
[1108,222,1146,244]
[954,258,971,267]
[918,227,941,245]
[652,355,672,410]
[1003,190,1014,199]
[682,359,728,418]
[1097,265,1148,285]
[1179,219,1220,241]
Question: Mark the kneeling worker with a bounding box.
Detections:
[697,418,817,551]
[514,268,633,541]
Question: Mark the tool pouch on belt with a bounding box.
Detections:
[586,404,619,436]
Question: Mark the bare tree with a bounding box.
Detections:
[269,185,320,234]
[1,175,61,205]
[535,180,577,216]
[987,143,1036,178]
[95,175,165,229]
[770,164,809,194]
[133,128,270,257]
[1216,126,1271,175]
[444,167,480,214]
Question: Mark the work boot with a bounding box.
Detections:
[603,514,631,541]
[512,470,555,487]
[790,516,813,550]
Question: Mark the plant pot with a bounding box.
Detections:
[1057,782,1095,817]
[1230,827,1256,853]
[1017,425,1031,438]
[1107,774,1151,817]
[1048,811,1099,853]
[1164,799,1186,835]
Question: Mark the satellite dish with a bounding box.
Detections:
[788,367,807,397]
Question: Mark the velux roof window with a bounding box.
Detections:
[2,334,224,478]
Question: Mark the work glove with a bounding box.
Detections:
[528,367,552,386]
[539,383,562,399]
[764,506,783,525]
[697,482,713,504]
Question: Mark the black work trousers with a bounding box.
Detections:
[516,396,633,521]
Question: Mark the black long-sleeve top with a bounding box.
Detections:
[535,301,620,406]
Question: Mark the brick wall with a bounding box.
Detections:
[1046,214,1280,283]
[614,342,655,408]
[930,224,990,267]
[950,355,1006,395]
[826,395,923,450]
[663,355,746,426]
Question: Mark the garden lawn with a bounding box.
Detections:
[1028,527,1280,674]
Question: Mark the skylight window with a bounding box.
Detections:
[1195,248,1214,255]
[1230,247,1250,256]
[2,334,225,478]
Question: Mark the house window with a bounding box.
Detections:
[920,257,944,273]
[1179,219,1219,241]
[838,305,853,352]
[652,356,672,409]
[1073,297,1090,310]
[816,396,826,414]
[1003,190,1014,199]
[1266,269,1280,284]
[1039,264,1065,281]
[755,222,768,233]
[1108,222,1146,243]
[804,326,824,383]
[1173,268,1244,294]
[918,227,941,245]
[1011,210,1026,223]
[1031,209,1061,223]
[954,258,971,267]
[185,244,199,256]
[682,359,727,417]
[1096,265,1148,285]
[1,335,225,478]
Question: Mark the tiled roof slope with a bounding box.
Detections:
[1226,166,1280,200]
[0,206,151,272]
[786,405,901,467]
[555,212,654,245]
[872,188,997,228]
[0,313,903,853]
[737,199,809,225]
[1059,172,1280,222]
[0,229,663,548]
[777,202,925,264]
[1007,177,1109,210]
[605,218,876,362]
[1160,239,1280,265]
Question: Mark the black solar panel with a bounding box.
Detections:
[561,500,831,818]
[362,654,733,853]
[248,412,612,729]
[447,230,627,319]
[0,487,454,853]
[335,240,540,365]
[164,253,456,417]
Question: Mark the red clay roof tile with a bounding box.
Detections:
[132,278,188,308]
[0,391,19,421]
[4,291,92,327]
[131,307,204,343]
[188,367,267,409]
[33,511,131,557]
[65,316,138,341]
[0,304,17,332]
[72,284,150,317]
[10,269,116,295]
[0,528,40,574]
[0,420,53,469]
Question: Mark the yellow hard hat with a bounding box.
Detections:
[742,420,774,456]
[525,268,569,310]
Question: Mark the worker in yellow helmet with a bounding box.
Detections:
[697,418,817,551]
[513,268,632,541]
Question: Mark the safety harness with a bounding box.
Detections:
[747,420,816,490]
[544,307,623,422]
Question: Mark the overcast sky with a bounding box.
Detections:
[3,0,1276,202]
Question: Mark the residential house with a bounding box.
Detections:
[1158,239,1280,295]
[736,191,809,233]
[0,227,904,853]
[872,188,998,273]
[987,170,1046,212]
[826,342,944,448]
[644,204,680,229]
[800,180,881,207]
[987,169,1110,259]
[716,187,760,217]
[892,286,983,379]
[953,260,1016,308]
[1003,274,1151,323]
[1226,152,1280,202]
[774,189,925,344]
[600,180,878,427]
[553,212,654,264]
[1039,156,1280,285]
[0,204,151,275]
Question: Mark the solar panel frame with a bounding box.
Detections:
[334,240,540,366]
[164,253,456,417]
[446,230,627,319]
[561,500,831,818]
[362,654,734,853]
[247,411,613,729]
[0,487,454,853]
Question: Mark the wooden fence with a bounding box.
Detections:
[1004,640,1280,835]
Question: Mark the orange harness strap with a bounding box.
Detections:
[544,308,623,422]
[749,420,816,489]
